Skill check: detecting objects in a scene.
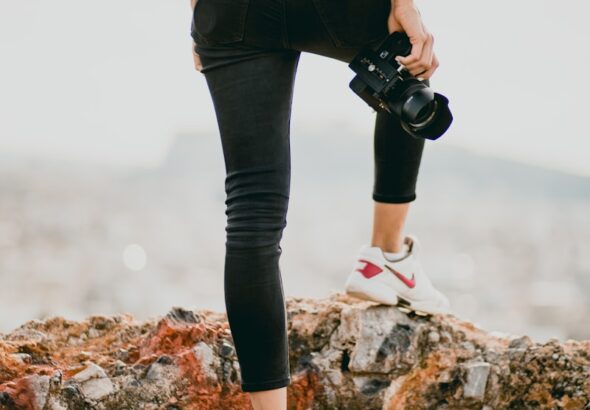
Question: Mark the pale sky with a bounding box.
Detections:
[0,0,589,176]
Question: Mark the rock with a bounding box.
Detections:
[5,329,48,343]
[10,353,32,365]
[69,362,114,401]
[112,360,127,376]
[508,335,533,350]
[462,360,491,399]
[165,306,201,324]
[331,304,425,375]
[114,348,129,362]
[428,331,441,343]
[49,370,62,390]
[193,342,220,383]
[0,293,588,409]
[145,360,179,385]
[219,341,234,358]
[27,375,50,410]
[0,374,50,410]
[76,351,92,362]
[87,328,100,339]
[460,340,476,355]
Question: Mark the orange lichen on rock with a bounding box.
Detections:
[0,294,588,410]
[385,348,459,410]
[287,369,322,410]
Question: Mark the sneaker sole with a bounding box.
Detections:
[345,272,448,316]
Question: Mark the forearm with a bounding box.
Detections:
[392,0,416,12]
[190,0,197,10]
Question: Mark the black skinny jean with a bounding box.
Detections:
[190,0,427,393]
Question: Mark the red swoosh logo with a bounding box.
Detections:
[357,259,383,279]
[385,265,416,288]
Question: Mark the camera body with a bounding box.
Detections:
[348,31,453,140]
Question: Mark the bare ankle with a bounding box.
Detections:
[248,387,287,410]
[371,235,405,253]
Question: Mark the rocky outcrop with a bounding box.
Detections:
[1,293,589,410]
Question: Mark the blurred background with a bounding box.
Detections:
[0,0,588,342]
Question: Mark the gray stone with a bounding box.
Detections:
[87,328,100,338]
[70,362,114,401]
[352,375,390,397]
[145,360,180,392]
[112,360,127,376]
[460,341,476,354]
[146,362,167,381]
[49,370,63,389]
[193,341,220,383]
[338,306,418,374]
[156,354,174,365]
[114,348,129,362]
[67,336,82,346]
[508,335,533,351]
[10,353,32,364]
[46,398,68,410]
[25,374,50,410]
[166,306,201,324]
[219,341,234,358]
[428,331,441,343]
[6,328,48,343]
[462,361,491,399]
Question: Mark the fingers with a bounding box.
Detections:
[404,32,434,73]
[394,7,426,67]
[416,53,439,81]
[398,32,435,77]
[396,31,425,67]
[391,5,438,79]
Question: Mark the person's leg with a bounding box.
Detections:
[249,387,288,410]
[285,0,428,254]
[372,202,411,253]
[196,43,301,406]
[370,102,427,253]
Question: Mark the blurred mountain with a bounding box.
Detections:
[0,131,588,342]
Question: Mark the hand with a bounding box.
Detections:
[192,41,203,72]
[387,1,438,80]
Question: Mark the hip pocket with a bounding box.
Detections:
[192,0,251,45]
[312,0,390,48]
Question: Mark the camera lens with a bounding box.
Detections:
[401,94,452,141]
[394,84,435,125]
[410,100,438,127]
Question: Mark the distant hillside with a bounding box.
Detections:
[156,132,590,200]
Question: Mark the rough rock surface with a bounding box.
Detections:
[0,293,589,409]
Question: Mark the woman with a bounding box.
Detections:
[189,0,451,407]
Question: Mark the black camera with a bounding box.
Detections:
[348,31,453,140]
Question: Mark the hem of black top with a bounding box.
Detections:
[241,376,292,392]
[373,192,417,204]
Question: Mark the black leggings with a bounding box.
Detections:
[191,0,427,392]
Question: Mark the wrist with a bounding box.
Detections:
[393,1,420,20]
[392,0,417,15]
[392,0,413,9]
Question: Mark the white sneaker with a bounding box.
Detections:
[344,234,451,315]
